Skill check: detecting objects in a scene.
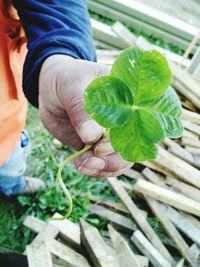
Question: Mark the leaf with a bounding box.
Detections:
[110,110,164,162]
[111,47,172,104]
[140,86,183,138]
[85,76,134,128]
[84,46,183,162]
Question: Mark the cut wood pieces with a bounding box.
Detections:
[80,219,119,267]
[107,177,174,264]
[165,176,200,202]
[49,213,81,249]
[134,179,200,217]
[146,198,198,267]
[88,204,137,233]
[108,224,142,267]
[131,230,171,267]
[26,241,53,267]
[48,238,91,267]
[154,147,200,188]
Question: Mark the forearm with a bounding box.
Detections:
[13,0,96,107]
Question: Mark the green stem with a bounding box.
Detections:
[49,129,109,221]
[49,144,92,221]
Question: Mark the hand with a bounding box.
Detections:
[39,55,133,177]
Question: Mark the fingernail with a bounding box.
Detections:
[82,157,106,170]
[95,142,114,156]
[78,166,99,176]
[78,120,103,143]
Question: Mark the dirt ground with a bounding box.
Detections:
[136,0,200,27]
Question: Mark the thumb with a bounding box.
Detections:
[67,96,104,144]
[63,60,110,144]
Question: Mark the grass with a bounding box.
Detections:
[0,106,175,254]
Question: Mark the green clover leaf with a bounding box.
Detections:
[84,47,183,162]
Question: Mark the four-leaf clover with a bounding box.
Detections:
[84,47,183,162]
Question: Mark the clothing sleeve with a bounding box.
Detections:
[13,0,96,107]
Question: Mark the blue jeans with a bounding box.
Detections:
[0,131,31,197]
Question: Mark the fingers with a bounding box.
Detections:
[59,60,110,145]
[73,143,133,178]
[66,95,104,144]
[94,136,114,156]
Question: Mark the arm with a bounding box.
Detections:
[14,0,133,178]
[13,0,96,107]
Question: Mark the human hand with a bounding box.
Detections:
[39,55,133,177]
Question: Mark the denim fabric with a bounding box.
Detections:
[0,131,31,197]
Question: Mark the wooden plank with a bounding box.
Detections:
[105,241,149,267]
[26,241,53,267]
[88,0,193,52]
[181,99,197,112]
[134,179,200,217]
[180,212,200,232]
[49,213,81,249]
[80,219,119,267]
[146,198,198,267]
[193,63,200,81]
[191,151,200,166]
[94,39,117,50]
[88,204,137,233]
[185,146,200,153]
[182,120,200,135]
[123,169,145,180]
[111,21,137,46]
[172,63,200,100]
[107,177,174,264]
[74,190,130,214]
[190,244,200,261]
[164,138,195,165]
[108,224,142,267]
[32,224,59,245]
[165,176,200,202]
[112,22,182,67]
[119,180,134,191]
[175,259,185,267]
[125,27,190,67]
[143,168,200,203]
[48,238,91,267]
[188,47,200,73]
[142,168,165,187]
[94,0,200,43]
[131,230,172,267]
[142,160,168,174]
[183,129,199,140]
[181,109,200,125]
[91,19,128,49]
[91,15,190,66]
[172,79,200,109]
[23,216,46,234]
[154,147,200,188]
[159,205,200,246]
[181,137,200,148]
[24,214,80,250]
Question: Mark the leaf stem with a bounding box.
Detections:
[49,129,109,221]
